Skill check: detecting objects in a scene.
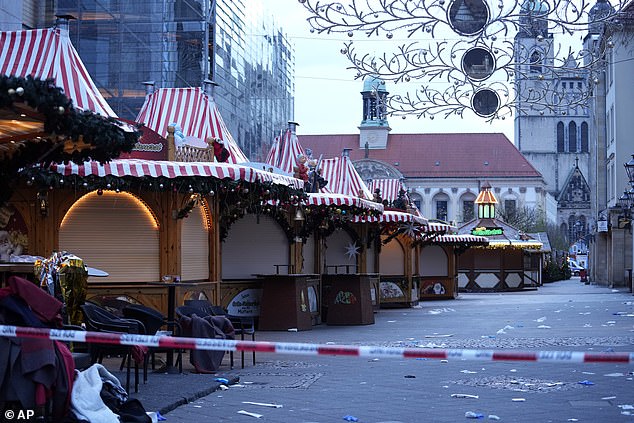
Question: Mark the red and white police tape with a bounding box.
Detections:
[1,324,633,364]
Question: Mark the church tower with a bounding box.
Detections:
[359,75,391,149]
[514,0,592,244]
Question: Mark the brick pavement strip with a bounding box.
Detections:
[137,279,634,422]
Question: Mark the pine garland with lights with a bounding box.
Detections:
[0,75,140,204]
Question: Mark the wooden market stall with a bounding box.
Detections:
[456,183,543,291]
[0,22,139,284]
[417,234,489,299]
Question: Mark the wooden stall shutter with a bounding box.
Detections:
[59,191,159,283]
[420,245,449,276]
[222,214,288,278]
[325,229,354,272]
[303,236,316,273]
[181,204,209,281]
[379,236,404,274]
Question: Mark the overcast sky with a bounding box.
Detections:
[263,0,516,141]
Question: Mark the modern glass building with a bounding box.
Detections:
[53,0,294,160]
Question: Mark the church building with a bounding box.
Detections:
[299,77,554,227]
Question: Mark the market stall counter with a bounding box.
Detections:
[322,272,375,326]
[256,274,319,331]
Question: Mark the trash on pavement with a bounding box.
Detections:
[242,401,283,408]
[511,398,526,402]
[287,328,298,332]
[604,373,624,377]
[451,394,479,399]
[425,333,454,338]
[441,359,449,363]
[215,377,229,384]
[461,370,478,374]
[343,415,359,422]
[578,380,595,385]
[537,325,551,329]
[488,415,501,420]
[404,375,416,378]
[536,317,547,322]
[237,410,263,418]
[602,396,617,400]
[465,411,484,419]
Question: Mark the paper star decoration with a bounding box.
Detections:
[345,242,360,260]
[402,222,418,238]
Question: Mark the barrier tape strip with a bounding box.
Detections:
[1,325,633,364]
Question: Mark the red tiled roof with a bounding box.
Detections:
[298,133,543,179]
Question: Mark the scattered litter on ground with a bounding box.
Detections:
[606,321,617,325]
[581,372,595,375]
[535,317,547,322]
[613,312,634,316]
[604,373,624,377]
[441,359,449,363]
[554,310,562,313]
[242,401,283,408]
[482,335,496,339]
[387,320,397,323]
[618,405,634,410]
[509,369,517,373]
[579,312,591,315]
[343,415,359,422]
[465,411,484,419]
[511,398,526,402]
[425,333,454,338]
[461,370,478,374]
[219,385,229,391]
[488,415,501,420]
[404,375,416,378]
[496,329,507,334]
[287,328,298,332]
[583,324,592,327]
[612,289,620,293]
[368,358,379,362]
[567,419,579,422]
[237,410,263,418]
[192,405,202,408]
[602,396,617,400]
[578,380,595,385]
[451,394,479,399]
[537,325,551,329]
[215,377,229,384]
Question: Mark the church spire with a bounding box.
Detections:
[359,76,391,149]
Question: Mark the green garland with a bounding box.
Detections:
[0,75,140,204]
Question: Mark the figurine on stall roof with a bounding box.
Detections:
[294,153,309,182]
[208,137,230,163]
[305,148,318,169]
[373,188,382,204]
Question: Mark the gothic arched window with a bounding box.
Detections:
[568,121,577,152]
[557,122,565,152]
[568,215,576,242]
[581,122,589,153]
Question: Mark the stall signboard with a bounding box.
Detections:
[226,288,262,317]
[471,227,503,236]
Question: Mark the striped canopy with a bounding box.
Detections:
[320,155,373,199]
[0,27,116,117]
[135,87,249,165]
[306,193,383,212]
[369,179,402,203]
[52,158,303,189]
[265,129,305,174]
[352,210,427,225]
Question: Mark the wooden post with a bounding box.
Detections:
[166,125,176,161]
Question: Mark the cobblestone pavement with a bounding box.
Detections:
[150,279,634,422]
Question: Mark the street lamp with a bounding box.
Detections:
[625,154,634,187]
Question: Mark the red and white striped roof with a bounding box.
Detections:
[369,179,402,203]
[265,129,305,174]
[352,210,427,225]
[0,28,116,117]
[320,155,373,198]
[135,87,248,164]
[423,222,454,234]
[433,234,489,244]
[306,193,383,212]
[52,158,303,188]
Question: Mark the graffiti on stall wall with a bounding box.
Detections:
[334,291,357,305]
[422,282,447,295]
